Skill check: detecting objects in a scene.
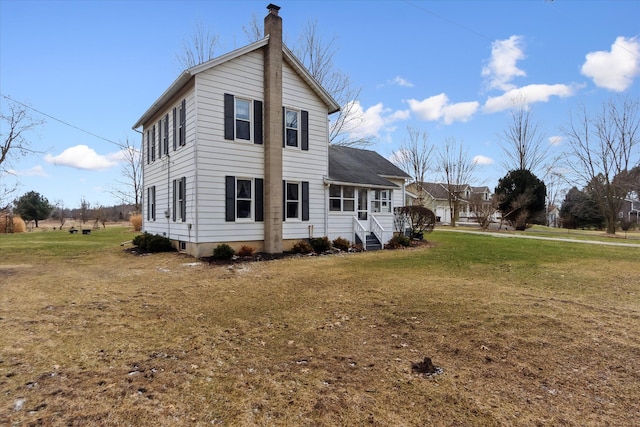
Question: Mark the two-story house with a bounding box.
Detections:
[133,4,409,257]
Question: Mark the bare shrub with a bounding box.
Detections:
[237,245,255,257]
[130,214,142,231]
[0,213,26,233]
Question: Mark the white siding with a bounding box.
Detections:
[142,89,197,244]
[282,61,329,240]
[193,49,266,245]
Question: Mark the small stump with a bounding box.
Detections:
[411,357,443,376]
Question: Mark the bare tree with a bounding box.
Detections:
[469,192,497,229]
[392,127,433,203]
[437,138,477,227]
[498,101,549,175]
[51,199,66,230]
[292,20,366,147]
[176,19,219,70]
[79,197,91,224]
[242,13,263,43]
[563,97,640,234]
[110,139,142,213]
[1,99,45,209]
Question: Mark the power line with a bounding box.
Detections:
[1,94,125,148]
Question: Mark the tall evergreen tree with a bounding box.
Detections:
[13,191,53,227]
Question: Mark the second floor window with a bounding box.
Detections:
[235,99,251,141]
[285,108,299,147]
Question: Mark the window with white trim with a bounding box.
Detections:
[235,98,252,141]
[329,185,355,212]
[150,125,156,162]
[286,181,300,219]
[236,178,253,219]
[173,177,186,222]
[147,186,156,221]
[161,114,169,155]
[372,190,392,213]
[285,108,299,147]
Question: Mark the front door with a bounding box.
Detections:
[358,189,368,221]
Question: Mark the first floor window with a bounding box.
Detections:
[286,181,300,219]
[236,178,252,219]
[225,176,263,222]
[329,185,355,212]
[372,189,392,213]
[147,186,156,221]
[173,177,186,222]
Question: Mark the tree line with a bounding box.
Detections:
[393,96,640,234]
[9,190,136,230]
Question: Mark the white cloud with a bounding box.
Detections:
[408,93,479,124]
[482,35,526,91]
[581,36,640,92]
[44,145,120,170]
[473,155,494,166]
[391,76,414,88]
[483,83,579,113]
[343,101,409,140]
[442,101,480,124]
[549,136,563,147]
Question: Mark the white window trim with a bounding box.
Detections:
[235,98,253,143]
[236,177,254,221]
[285,180,301,221]
[284,108,300,149]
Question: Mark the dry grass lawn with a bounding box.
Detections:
[1,226,639,426]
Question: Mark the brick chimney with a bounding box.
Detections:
[263,3,283,253]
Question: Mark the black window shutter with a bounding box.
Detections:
[282,180,286,222]
[146,131,150,164]
[158,120,162,158]
[224,94,235,140]
[301,110,309,151]
[181,177,187,221]
[173,108,177,150]
[282,107,286,147]
[180,99,186,146]
[254,100,263,145]
[172,179,177,221]
[225,176,235,221]
[255,178,264,221]
[164,114,169,154]
[302,181,309,221]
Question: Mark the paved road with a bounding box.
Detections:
[438,227,640,248]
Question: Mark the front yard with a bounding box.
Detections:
[1,226,638,425]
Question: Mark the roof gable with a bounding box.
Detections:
[133,36,340,129]
[328,146,410,188]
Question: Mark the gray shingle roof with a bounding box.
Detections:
[328,146,410,187]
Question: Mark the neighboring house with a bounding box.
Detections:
[620,197,640,225]
[132,4,408,257]
[407,182,495,224]
[547,205,560,228]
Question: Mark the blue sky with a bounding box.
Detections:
[1,0,639,209]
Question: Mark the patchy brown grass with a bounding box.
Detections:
[1,229,639,426]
